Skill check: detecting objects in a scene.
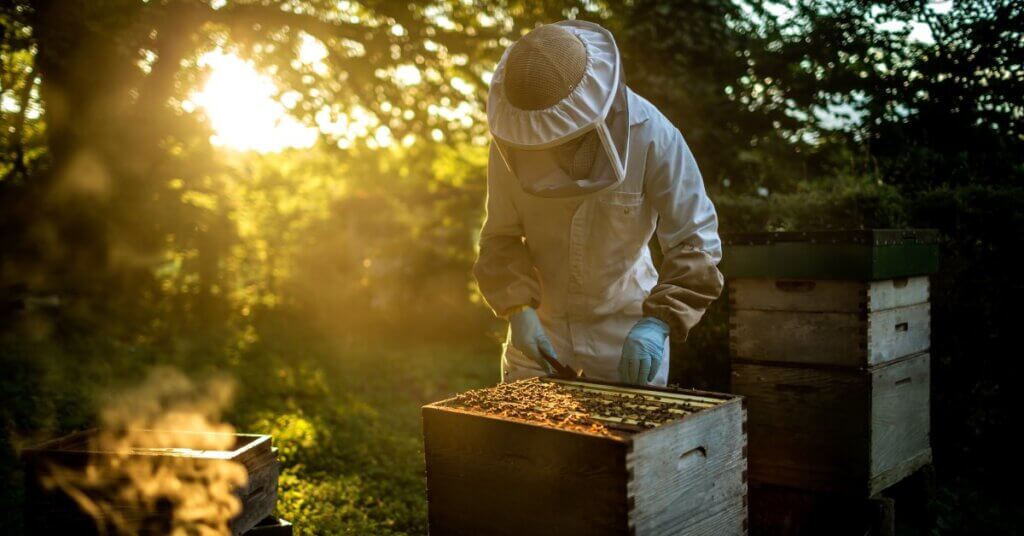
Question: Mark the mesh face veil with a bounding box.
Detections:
[488,21,630,198]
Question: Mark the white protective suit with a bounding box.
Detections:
[474,21,724,385]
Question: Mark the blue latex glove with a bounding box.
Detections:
[509,307,560,373]
[619,317,670,384]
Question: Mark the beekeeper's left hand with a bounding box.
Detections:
[618,317,669,384]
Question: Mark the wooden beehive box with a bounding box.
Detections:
[729,276,931,367]
[422,378,747,536]
[732,352,931,496]
[22,430,280,535]
[722,230,938,499]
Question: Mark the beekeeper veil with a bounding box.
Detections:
[488,21,630,198]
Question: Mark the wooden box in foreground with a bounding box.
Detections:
[423,378,747,536]
[23,430,280,535]
[732,352,931,496]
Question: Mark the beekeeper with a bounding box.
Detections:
[473,20,723,386]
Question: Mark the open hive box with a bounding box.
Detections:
[423,378,747,536]
[22,430,280,535]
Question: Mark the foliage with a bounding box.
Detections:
[610,0,807,190]
[715,174,908,232]
[3,0,1019,334]
[1,0,1022,533]
[774,0,1024,189]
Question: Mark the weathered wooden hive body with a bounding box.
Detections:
[22,430,281,535]
[423,378,747,536]
[721,229,937,497]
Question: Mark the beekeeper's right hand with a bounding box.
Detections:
[509,306,560,374]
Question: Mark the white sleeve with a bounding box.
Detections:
[472,144,542,316]
[644,122,722,263]
[642,120,724,341]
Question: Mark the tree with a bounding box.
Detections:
[614,0,814,191]
[772,0,1023,188]
[0,0,575,333]
[870,0,1023,188]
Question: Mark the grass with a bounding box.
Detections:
[228,330,500,535]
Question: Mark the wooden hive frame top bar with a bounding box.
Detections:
[427,378,737,438]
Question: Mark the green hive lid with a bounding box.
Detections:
[719,229,940,280]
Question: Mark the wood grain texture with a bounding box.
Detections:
[870,353,930,478]
[730,310,868,367]
[870,449,932,497]
[729,303,929,367]
[729,277,928,313]
[866,277,930,311]
[866,303,930,365]
[730,279,869,312]
[627,399,747,536]
[731,363,870,492]
[423,406,630,536]
[232,455,281,535]
[733,353,931,496]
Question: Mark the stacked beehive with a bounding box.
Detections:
[720,230,938,531]
[423,377,748,535]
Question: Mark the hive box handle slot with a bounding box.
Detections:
[895,377,913,386]
[895,322,909,332]
[775,383,819,394]
[892,277,909,288]
[774,280,816,293]
[677,446,707,470]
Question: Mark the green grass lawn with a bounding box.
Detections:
[229,334,502,535]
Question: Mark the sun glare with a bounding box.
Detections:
[186,42,454,153]
[188,51,318,153]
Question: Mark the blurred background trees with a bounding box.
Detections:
[1,0,1021,532]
